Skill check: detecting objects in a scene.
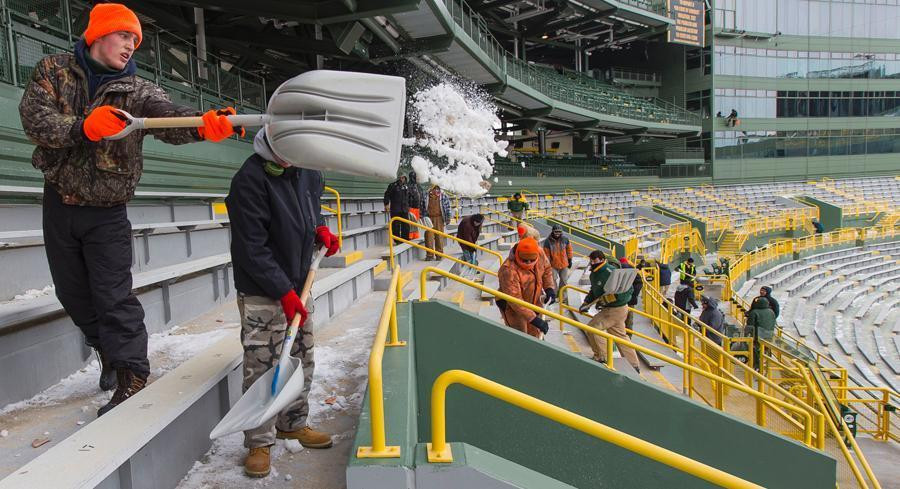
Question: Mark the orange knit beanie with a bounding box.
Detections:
[84,3,142,48]
[516,238,540,261]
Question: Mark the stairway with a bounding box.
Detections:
[718,230,742,256]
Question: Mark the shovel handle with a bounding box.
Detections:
[140,114,268,130]
[270,247,328,396]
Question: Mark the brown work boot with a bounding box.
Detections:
[97,368,146,417]
[277,426,333,448]
[244,446,271,478]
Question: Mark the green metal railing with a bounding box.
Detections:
[438,0,698,127]
[2,0,265,114]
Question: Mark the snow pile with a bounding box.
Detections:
[405,82,507,197]
[0,328,231,416]
[11,285,54,302]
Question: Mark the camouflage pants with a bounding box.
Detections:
[237,294,316,448]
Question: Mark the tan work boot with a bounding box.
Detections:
[244,446,271,478]
[277,426,333,448]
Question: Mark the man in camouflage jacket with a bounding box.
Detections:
[19,3,240,417]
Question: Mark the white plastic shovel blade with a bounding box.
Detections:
[266,70,406,181]
[209,357,305,440]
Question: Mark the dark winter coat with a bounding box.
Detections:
[456,215,483,252]
[760,286,780,319]
[226,154,325,299]
[746,296,776,340]
[19,44,201,206]
[699,297,725,345]
[658,263,672,286]
[407,172,423,209]
[383,179,411,215]
[507,197,528,213]
[673,285,698,313]
[620,262,643,307]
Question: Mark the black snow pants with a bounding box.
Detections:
[42,184,149,377]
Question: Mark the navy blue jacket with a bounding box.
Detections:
[226,154,325,299]
[658,263,672,286]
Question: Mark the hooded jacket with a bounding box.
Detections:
[542,230,573,270]
[699,297,725,345]
[760,286,780,318]
[658,263,672,286]
[507,195,528,213]
[226,132,325,299]
[425,186,451,222]
[456,215,483,251]
[673,284,698,313]
[19,43,201,206]
[497,245,555,337]
[746,297,776,340]
[384,178,411,215]
[407,171,423,209]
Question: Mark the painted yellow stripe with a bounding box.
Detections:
[653,371,678,392]
[373,260,387,277]
[563,333,582,354]
[450,290,465,306]
[343,250,363,266]
[212,202,228,216]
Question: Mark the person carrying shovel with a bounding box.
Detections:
[18,3,242,417]
[226,130,341,478]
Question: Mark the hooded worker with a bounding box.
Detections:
[456,213,484,265]
[507,192,529,225]
[19,3,242,418]
[699,296,725,345]
[497,237,555,338]
[758,286,780,319]
[407,171,423,239]
[543,224,573,292]
[225,130,341,478]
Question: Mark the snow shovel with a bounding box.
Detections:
[209,247,326,440]
[107,70,406,180]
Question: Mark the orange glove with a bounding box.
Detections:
[197,107,245,142]
[83,105,127,141]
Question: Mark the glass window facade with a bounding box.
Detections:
[715,0,900,39]
[714,89,900,118]
[714,46,900,79]
[714,128,900,159]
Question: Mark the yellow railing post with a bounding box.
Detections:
[388,216,504,276]
[426,370,765,489]
[322,186,343,249]
[357,269,403,459]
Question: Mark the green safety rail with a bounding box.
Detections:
[440,0,700,127]
[0,0,266,114]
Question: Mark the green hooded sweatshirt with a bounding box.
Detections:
[746,296,776,340]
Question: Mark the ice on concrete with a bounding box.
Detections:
[0,328,230,416]
[6,285,54,303]
[405,82,507,197]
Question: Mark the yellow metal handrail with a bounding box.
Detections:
[356,268,405,459]
[419,266,818,445]
[321,186,343,249]
[797,364,882,489]
[426,370,764,489]
[388,216,503,276]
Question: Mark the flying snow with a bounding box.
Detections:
[405,82,507,197]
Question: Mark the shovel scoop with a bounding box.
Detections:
[107,70,406,180]
[209,248,326,440]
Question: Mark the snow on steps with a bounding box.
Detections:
[0,336,243,489]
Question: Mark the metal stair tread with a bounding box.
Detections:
[311,259,382,298]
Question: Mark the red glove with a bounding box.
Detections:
[316,226,340,257]
[196,107,245,142]
[279,290,308,327]
[83,105,127,141]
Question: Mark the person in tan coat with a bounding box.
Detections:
[497,238,555,338]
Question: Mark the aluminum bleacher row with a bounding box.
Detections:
[741,242,900,393]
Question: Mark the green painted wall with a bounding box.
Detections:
[798,196,843,231]
[411,301,836,489]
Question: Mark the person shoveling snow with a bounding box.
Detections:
[221,130,342,478]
